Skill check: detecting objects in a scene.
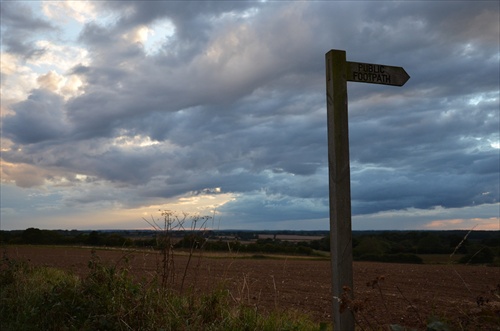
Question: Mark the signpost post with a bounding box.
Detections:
[325,49,409,330]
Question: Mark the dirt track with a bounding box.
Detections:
[3,246,499,330]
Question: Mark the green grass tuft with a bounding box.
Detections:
[0,254,325,331]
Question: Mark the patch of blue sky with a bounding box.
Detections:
[143,19,176,56]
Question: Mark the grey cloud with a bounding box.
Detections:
[0,2,55,57]
[3,90,69,145]
[78,23,117,48]
[147,171,268,200]
[102,0,261,38]
[0,2,53,30]
[71,2,327,128]
[219,190,328,225]
[2,1,498,228]
[80,0,261,66]
[351,164,499,216]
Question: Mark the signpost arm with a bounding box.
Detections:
[326,49,355,330]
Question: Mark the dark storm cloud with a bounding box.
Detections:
[3,90,69,144]
[70,1,326,128]
[101,0,260,44]
[220,189,329,225]
[0,1,54,57]
[2,1,498,227]
[62,2,331,185]
[78,0,261,69]
[0,2,52,30]
[350,156,499,215]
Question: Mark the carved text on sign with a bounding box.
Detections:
[352,64,391,84]
[346,61,410,86]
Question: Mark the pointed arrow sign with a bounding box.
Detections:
[346,61,410,86]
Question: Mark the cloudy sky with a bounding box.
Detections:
[1,1,499,231]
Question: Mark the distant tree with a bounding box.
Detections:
[353,236,391,258]
[447,234,469,254]
[459,246,494,264]
[296,245,313,255]
[307,236,330,252]
[87,231,102,246]
[389,239,415,254]
[22,228,43,244]
[0,231,10,244]
[416,233,445,254]
[104,234,132,247]
[175,234,206,249]
[481,236,500,252]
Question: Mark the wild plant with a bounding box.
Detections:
[143,209,186,290]
[143,209,214,293]
[1,249,324,330]
[181,213,212,293]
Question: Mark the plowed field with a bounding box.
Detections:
[3,246,499,330]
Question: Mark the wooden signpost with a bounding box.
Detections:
[346,61,410,87]
[325,49,409,330]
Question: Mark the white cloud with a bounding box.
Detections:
[28,40,89,73]
[42,0,97,24]
[21,41,89,99]
[122,19,176,56]
[37,70,62,91]
[0,52,38,108]
[112,134,160,148]
[122,25,151,45]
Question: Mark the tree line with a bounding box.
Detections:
[350,230,499,264]
[1,228,498,264]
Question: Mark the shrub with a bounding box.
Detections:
[459,246,494,264]
[0,253,323,331]
[353,236,391,258]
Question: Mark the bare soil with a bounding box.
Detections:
[3,245,499,330]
